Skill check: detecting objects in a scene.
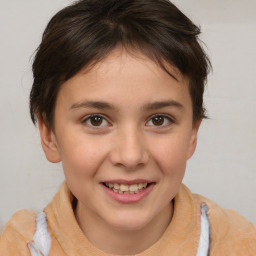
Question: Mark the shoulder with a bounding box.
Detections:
[192,192,256,255]
[0,209,37,255]
[1,209,37,239]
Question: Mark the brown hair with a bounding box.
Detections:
[30,0,211,129]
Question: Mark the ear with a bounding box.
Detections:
[37,115,61,163]
[187,119,202,159]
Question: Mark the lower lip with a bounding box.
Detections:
[101,183,155,204]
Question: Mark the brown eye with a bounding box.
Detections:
[146,115,173,127]
[152,116,164,126]
[90,116,103,126]
[84,115,108,127]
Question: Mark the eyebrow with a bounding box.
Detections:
[141,100,183,111]
[70,100,183,112]
[70,101,115,111]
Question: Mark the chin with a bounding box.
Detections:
[106,211,152,232]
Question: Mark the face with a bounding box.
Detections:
[39,49,199,235]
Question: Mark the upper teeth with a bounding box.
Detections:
[106,183,147,192]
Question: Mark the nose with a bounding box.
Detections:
[109,127,149,170]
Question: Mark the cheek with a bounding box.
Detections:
[59,136,109,178]
[149,134,190,174]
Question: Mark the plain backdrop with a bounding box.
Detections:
[0,0,255,231]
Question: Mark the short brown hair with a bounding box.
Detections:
[30,0,211,129]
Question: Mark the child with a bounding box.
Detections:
[0,0,255,255]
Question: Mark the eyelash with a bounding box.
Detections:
[81,114,174,128]
[146,114,174,127]
[81,114,110,128]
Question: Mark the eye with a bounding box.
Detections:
[82,114,109,127]
[146,114,174,127]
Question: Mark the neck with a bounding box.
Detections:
[75,202,173,255]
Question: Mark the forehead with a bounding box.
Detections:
[56,48,191,111]
[84,48,184,83]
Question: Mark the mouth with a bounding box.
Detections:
[100,179,155,203]
[103,182,151,194]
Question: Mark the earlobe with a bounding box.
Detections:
[37,115,61,163]
[187,119,202,159]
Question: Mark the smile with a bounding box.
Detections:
[104,182,148,194]
[101,180,155,203]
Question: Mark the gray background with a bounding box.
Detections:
[0,0,255,231]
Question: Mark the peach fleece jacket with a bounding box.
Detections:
[1,182,256,255]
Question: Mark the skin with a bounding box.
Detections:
[38,48,201,255]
